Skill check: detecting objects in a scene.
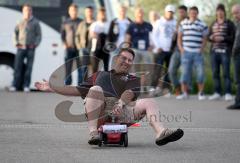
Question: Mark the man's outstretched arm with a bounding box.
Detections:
[35,80,81,96]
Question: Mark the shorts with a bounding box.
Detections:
[84,97,136,124]
[180,51,205,84]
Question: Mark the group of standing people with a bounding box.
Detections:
[8,2,240,109]
[148,4,240,109]
[62,3,240,109]
[61,4,131,85]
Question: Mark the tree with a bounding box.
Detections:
[200,0,239,22]
[135,0,180,20]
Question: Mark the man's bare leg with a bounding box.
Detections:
[134,98,165,138]
[134,98,184,146]
[85,86,105,133]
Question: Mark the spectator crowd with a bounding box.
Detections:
[8,3,240,109]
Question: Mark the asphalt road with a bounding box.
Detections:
[0,91,240,163]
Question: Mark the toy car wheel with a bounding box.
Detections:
[98,133,103,147]
[120,133,125,145]
[102,133,107,144]
[123,133,128,147]
[119,139,123,145]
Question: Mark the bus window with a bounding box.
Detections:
[0,0,61,8]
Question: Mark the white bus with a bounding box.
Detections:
[0,0,118,90]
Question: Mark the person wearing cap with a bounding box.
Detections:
[208,4,235,101]
[227,4,240,109]
[177,6,208,100]
[149,4,177,95]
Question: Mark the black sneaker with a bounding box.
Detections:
[156,128,184,146]
[227,103,240,110]
[88,131,100,145]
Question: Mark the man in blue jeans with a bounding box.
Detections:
[75,6,95,80]
[208,4,235,101]
[176,6,208,100]
[227,4,240,109]
[61,4,83,85]
[168,5,188,96]
[9,4,41,92]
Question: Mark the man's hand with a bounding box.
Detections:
[28,44,36,49]
[200,47,204,54]
[148,46,154,52]
[35,79,53,92]
[121,90,134,104]
[63,43,69,49]
[157,48,163,54]
[213,36,224,42]
[179,47,184,55]
[16,44,26,49]
[112,104,123,115]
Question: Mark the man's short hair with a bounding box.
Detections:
[118,48,135,59]
[136,6,143,11]
[98,7,106,13]
[119,5,127,10]
[189,6,199,13]
[86,6,94,10]
[22,3,32,9]
[178,5,187,12]
[69,3,78,9]
[216,3,226,14]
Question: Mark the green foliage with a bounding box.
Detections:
[201,0,239,24]
[136,0,180,20]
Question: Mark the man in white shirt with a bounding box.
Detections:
[108,5,132,68]
[150,4,177,94]
[89,8,110,72]
[149,10,160,54]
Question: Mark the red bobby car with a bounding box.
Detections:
[98,114,128,147]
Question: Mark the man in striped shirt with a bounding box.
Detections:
[208,4,235,101]
[177,6,208,100]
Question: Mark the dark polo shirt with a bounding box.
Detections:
[77,70,141,100]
